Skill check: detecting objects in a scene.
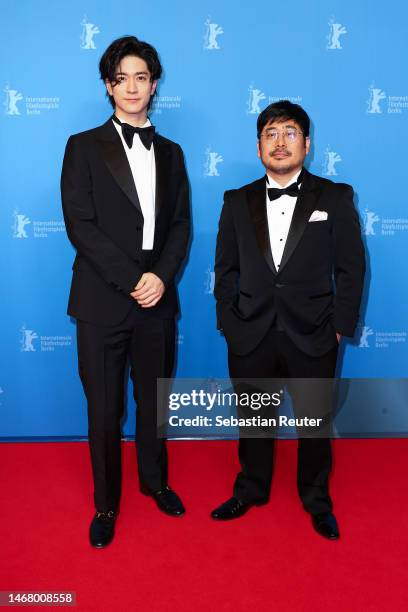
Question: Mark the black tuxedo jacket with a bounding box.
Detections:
[61,119,190,325]
[214,169,365,357]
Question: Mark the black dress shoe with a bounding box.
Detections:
[89,511,117,548]
[311,512,340,540]
[140,485,185,516]
[211,496,266,521]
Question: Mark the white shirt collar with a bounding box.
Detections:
[112,116,152,129]
[266,169,302,189]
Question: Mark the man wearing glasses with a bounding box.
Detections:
[212,100,365,539]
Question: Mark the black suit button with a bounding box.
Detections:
[136,226,142,231]
[135,259,140,264]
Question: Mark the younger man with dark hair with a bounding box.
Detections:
[61,36,190,548]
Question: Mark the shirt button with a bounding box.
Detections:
[280,238,283,241]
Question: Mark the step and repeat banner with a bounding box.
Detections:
[1,1,407,438]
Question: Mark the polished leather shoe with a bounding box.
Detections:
[211,496,266,520]
[140,485,185,516]
[89,510,117,548]
[311,512,340,540]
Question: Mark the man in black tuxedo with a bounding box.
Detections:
[211,100,365,538]
[61,36,190,547]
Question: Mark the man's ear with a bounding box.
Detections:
[150,80,158,96]
[105,79,113,97]
[305,136,311,155]
[256,140,261,159]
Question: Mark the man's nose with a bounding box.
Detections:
[127,76,138,92]
[276,131,286,146]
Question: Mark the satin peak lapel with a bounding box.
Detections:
[247,179,277,274]
[278,171,322,272]
[96,121,142,214]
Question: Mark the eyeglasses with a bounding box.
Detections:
[260,127,303,142]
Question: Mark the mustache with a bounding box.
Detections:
[270,148,291,157]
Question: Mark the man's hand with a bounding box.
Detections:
[130,272,165,308]
[336,333,342,343]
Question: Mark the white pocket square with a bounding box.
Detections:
[308,210,328,222]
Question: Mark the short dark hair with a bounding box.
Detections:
[99,36,162,108]
[257,100,310,140]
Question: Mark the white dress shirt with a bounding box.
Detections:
[112,118,156,249]
[266,170,302,270]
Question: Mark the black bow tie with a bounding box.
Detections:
[112,115,155,150]
[267,182,300,201]
[267,171,303,201]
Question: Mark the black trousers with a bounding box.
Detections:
[228,327,338,514]
[76,307,175,513]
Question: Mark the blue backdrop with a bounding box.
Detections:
[1,0,407,438]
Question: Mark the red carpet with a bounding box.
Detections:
[1,440,407,611]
